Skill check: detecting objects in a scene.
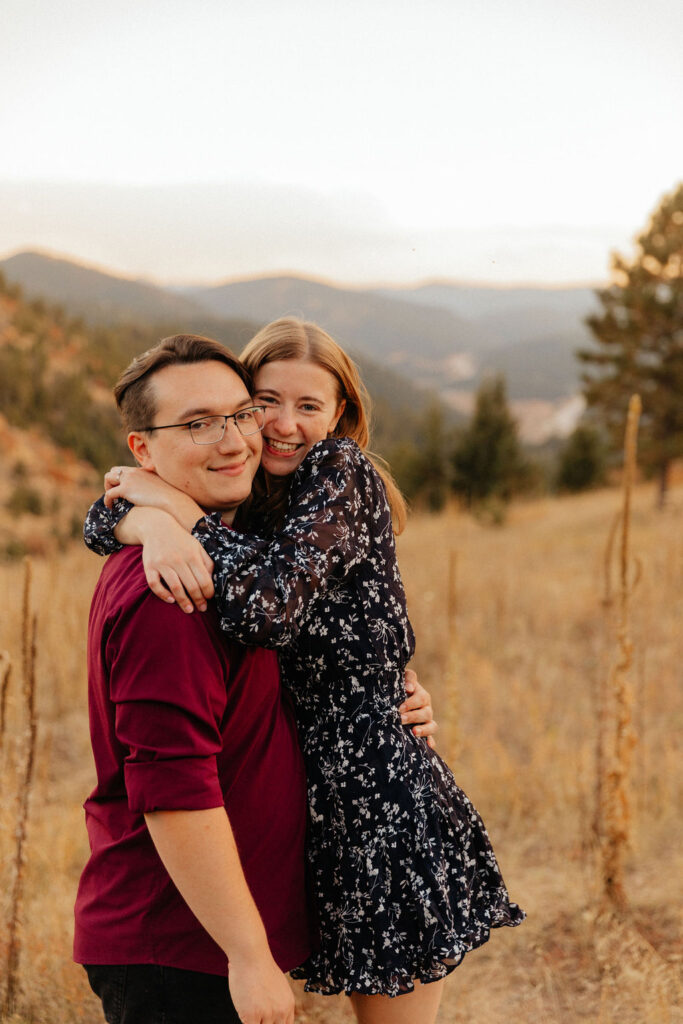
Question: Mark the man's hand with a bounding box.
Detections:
[399,668,438,749]
[227,956,295,1024]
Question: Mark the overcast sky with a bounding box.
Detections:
[1,0,681,285]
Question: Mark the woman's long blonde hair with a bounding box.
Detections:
[241,317,407,534]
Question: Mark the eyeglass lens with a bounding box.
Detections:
[189,408,265,443]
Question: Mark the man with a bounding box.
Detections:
[74,335,309,1024]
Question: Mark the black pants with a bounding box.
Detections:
[84,964,241,1024]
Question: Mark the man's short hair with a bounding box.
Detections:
[114,334,252,433]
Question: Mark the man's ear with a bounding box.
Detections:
[127,431,155,469]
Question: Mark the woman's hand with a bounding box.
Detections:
[399,669,438,749]
[139,516,215,614]
[104,465,174,507]
[104,466,203,531]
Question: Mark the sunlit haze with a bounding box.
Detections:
[2,0,682,284]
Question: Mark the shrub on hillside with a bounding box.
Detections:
[6,484,44,517]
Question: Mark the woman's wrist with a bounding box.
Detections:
[160,492,205,532]
[114,506,174,546]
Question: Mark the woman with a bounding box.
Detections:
[86,319,524,1023]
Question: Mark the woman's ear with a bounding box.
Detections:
[127,431,155,469]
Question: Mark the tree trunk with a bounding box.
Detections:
[656,460,670,509]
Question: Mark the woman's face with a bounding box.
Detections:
[253,359,346,477]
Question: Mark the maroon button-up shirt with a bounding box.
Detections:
[74,546,311,975]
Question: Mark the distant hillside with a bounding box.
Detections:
[183,275,596,407]
[0,273,131,472]
[378,281,599,334]
[476,333,588,401]
[374,279,599,415]
[180,274,490,366]
[1,250,206,322]
[474,300,598,349]
[0,278,116,557]
[0,251,257,348]
[0,410,98,560]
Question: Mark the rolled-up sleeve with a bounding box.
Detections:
[123,753,223,814]
[105,591,229,814]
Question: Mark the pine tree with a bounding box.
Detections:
[579,182,683,506]
[413,401,451,511]
[556,424,608,492]
[388,402,451,511]
[451,375,526,511]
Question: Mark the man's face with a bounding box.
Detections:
[130,361,262,514]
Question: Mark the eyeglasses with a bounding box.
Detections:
[139,406,266,445]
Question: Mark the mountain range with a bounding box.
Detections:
[1,250,600,442]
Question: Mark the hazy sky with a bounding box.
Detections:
[1,0,682,284]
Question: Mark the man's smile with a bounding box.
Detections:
[208,458,250,476]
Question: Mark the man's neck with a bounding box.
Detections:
[202,505,237,527]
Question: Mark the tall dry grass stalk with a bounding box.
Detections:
[592,513,620,846]
[2,557,39,1019]
[444,547,459,761]
[598,394,642,911]
[602,510,621,609]
[594,497,643,846]
[0,649,11,749]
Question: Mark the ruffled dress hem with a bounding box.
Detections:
[290,902,526,997]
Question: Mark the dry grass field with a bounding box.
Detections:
[1,482,681,1023]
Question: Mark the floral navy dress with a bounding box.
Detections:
[84,438,524,996]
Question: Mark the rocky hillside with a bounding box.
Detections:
[0,276,139,557]
[0,412,98,559]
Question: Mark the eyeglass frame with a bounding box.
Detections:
[134,406,267,445]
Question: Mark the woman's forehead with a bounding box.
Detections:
[254,358,338,399]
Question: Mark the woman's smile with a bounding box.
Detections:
[262,436,305,457]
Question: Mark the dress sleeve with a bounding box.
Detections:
[83,496,134,556]
[192,440,384,649]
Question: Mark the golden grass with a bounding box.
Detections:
[0,481,682,1023]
